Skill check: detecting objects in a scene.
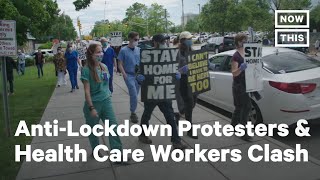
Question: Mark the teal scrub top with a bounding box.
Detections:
[80,64,111,102]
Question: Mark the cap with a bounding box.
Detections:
[152,34,169,43]
[179,31,192,39]
[18,50,21,53]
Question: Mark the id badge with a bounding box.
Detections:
[103,72,109,82]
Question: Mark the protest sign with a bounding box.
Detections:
[0,20,17,56]
[187,50,211,94]
[140,48,179,102]
[244,43,263,92]
[77,47,86,61]
[110,31,123,46]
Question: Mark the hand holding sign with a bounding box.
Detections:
[239,63,248,71]
[136,74,145,83]
[175,72,181,80]
[179,65,189,73]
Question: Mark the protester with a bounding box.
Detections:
[230,33,252,141]
[35,49,44,78]
[118,32,141,123]
[137,34,188,150]
[17,50,26,75]
[176,31,198,139]
[53,47,67,87]
[315,39,319,56]
[65,43,81,92]
[112,46,122,75]
[5,56,16,95]
[100,38,117,93]
[81,43,127,165]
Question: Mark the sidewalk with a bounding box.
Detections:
[16,74,320,180]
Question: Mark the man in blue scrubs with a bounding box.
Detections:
[100,38,117,93]
[118,32,140,123]
[65,43,82,92]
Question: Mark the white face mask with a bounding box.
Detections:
[132,41,138,47]
[159,44,167,48]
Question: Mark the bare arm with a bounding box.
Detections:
[77,58,82,67]
[231,61,242,77]
[118,61,127,80]
[113,58,117,71]
[83,81,93,107]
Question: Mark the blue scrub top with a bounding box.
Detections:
[65,51,78,69]
[102,47,116,77]
[118,46,140,75]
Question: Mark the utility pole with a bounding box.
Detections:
[104,0,106,37]
[165,9,168,35]
[182,0,184,30]
[198,4,200,34]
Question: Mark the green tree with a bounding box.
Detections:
[185,16,200,33]
[0,0,59,45]
[268,0,311,12]
[48,14,77,41]
[310,5,320,32]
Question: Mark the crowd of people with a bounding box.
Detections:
[2,31,257,164]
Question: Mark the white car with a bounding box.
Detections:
[198,47,320,125]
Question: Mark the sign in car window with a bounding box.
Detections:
[0,20,17,56]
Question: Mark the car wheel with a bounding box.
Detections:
[249,100,263,125]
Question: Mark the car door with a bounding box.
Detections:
[201,55,227,102]
[211,55,234,111]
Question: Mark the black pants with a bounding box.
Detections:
[8,80,13,93]
[140,101,181,143]
[231,82,252,126]
[179,75,197,124]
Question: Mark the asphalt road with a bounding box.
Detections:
[197,99,320,160]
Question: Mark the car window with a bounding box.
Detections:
[263,52,320,74]
[209,56,225,71]
[222,56,233,72]
[224,37,235,46]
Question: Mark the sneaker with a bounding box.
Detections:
[187,130,198,139]
[240,134,253,142]
[70,89,75,93]
[57,85,61,87]
[138,135,152,144]
[130,113,138,123]
[172,142,188,150]
[76,85,79,89]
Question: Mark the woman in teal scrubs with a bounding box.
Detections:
[81,43,127,164]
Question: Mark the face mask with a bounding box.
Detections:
[184,40,193,47]
[132,41,138,47]
[95,53,103,62]
[57,50,61,54]
[103,42,108,47]
[159,44,167,49]
[68,47,72,52]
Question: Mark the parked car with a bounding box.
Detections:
[201,36,235,54]
[121,40,153,49]
[32,49,54,57]
[199,47,320,125]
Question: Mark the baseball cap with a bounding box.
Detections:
[179,31,192,39]
[152,34,169,43]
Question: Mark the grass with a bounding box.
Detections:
[0,63,56,180]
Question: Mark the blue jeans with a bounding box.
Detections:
[124,75,140,113]
[141,101,181,143]
[18,63,25,75]
[67,67,78,89]
[36,64,43,77]
[83,98,122,150]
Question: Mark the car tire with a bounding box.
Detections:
[249,100,263,125]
